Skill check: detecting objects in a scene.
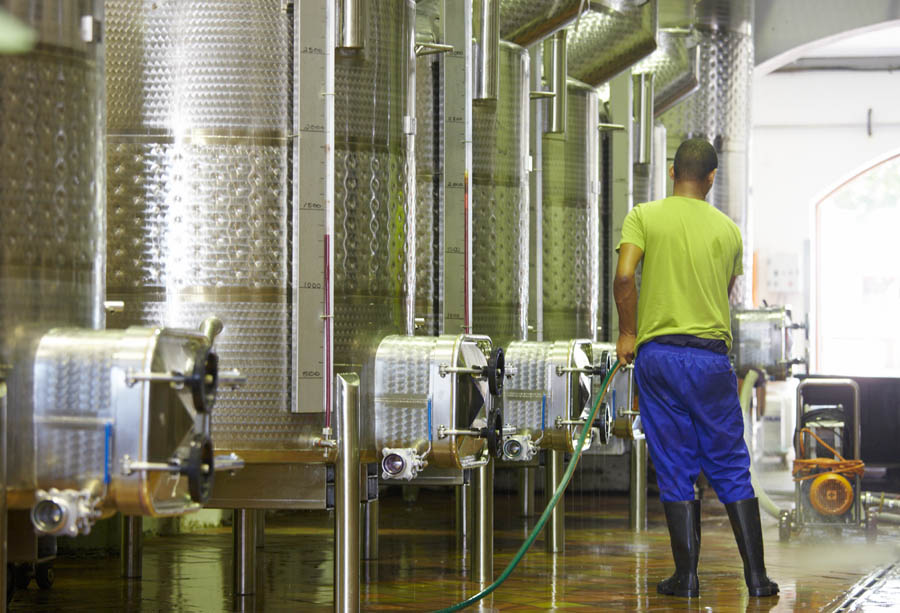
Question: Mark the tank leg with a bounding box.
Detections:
[455,474,473,553]
[629,437,648,532]
[334,374,360,613]
[232,509,257,595]
[472,460,494,584]
[255,510,265,549]
[360,499,379,560]
[518,466,535,517]
[121,516,143,579]
[544,450,565,553]
[1,386,7,612]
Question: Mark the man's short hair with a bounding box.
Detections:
[673,138,718,181]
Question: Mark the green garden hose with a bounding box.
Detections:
[434,360,623,612]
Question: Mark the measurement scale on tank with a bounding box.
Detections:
[293,0,335,416]
[443,3,473,334]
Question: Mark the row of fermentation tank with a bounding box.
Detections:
[0,0,755,560]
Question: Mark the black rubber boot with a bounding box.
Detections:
[657,500,701,597]
[725,497,780,597]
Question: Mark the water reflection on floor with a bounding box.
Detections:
[9,488,900,612]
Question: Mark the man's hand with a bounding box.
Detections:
[616,332,636,365]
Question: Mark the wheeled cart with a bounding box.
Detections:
[779,378,875,542]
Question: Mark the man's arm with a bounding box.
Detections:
[614,243,644,364]
[728,275,736,299]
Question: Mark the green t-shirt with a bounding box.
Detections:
[616,195,742,351]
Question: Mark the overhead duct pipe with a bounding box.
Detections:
[473,0,500,100]
[543,29,568,134]
[567,0,657,87]
[659,0,754,304]
[633,29,700,118]
[499,0,583,47]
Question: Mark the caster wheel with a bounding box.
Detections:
[35,563,54,590]
[6,564,14,604]
[778,511,791,543]
[14,563,32,590]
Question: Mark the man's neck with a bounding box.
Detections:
[672,182,708,201]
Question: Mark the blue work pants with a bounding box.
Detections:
[634,340,754,504]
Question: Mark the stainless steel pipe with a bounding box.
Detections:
[334,374,360,613]
[361,499,379,560]
[473,0,500,100]
[1,382,7,613]
[633,72,654,165]
[121,516,143,579]
[233,509,257,595]
[336,0,365,49]
[544,30,568,134]
[472,460,494,583]
[629,437,648,532]
[544,450,565,552]
[518,466,536,517]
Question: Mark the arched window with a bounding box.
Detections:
[815,154,900,376]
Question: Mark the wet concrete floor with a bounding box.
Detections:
[9,488,900,612]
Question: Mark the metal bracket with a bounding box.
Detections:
[124,370,192,389]
[555,365,598,377]
[437,424,481,439]
[415,42,454,56]
[555,416,586,429]
[598,123,627,131]
[530,90,555,99]
[438,364,484,378]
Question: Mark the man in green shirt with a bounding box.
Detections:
[614,138,778,598]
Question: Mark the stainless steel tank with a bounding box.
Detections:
[374,334,501,479]
[104,0,294,453]
[105,0,414,505]
[0,0,103,371]
[503,339,596,455]
[660,0,753,304]
[542,79,600,342]
[472,41,529,349]
[1,0,105,510]
[1,1,228,533]
[334,0,416,374]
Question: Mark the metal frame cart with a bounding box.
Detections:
[780,378,874,542]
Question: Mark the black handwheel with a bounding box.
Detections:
[593,401,612,445]
[485,347,505,397]
[596,350,613,380]
[189,349,219,413]
[34,563,54,590]
[182,433,215,503]
[481,408,504,459]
